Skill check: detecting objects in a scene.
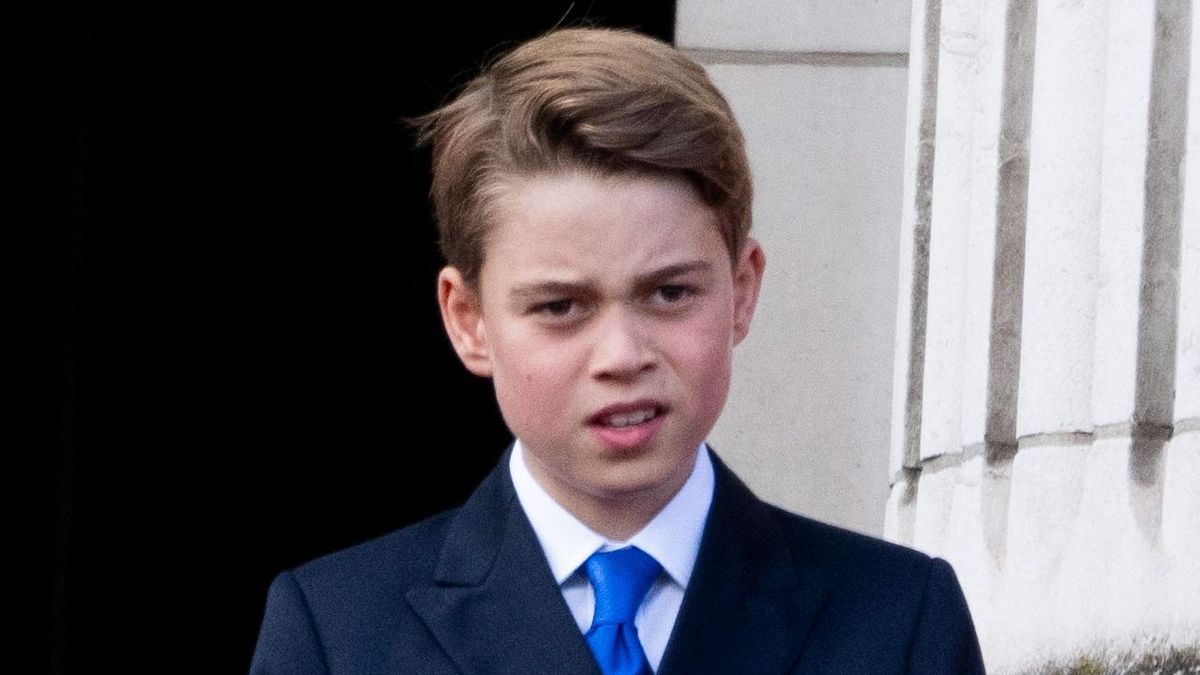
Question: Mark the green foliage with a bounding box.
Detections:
[1028,645,1200,675]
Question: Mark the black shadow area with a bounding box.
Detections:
[18,2,674,672]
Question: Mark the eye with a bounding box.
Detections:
[654,284,694,304]
[536,298,575,317]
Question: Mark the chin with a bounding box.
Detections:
[593,459,686,499]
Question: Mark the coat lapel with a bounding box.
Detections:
[405,454,600,674]
[658,452,830,674]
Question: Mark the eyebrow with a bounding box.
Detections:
[634,260,714,287]
[507,260,714,302]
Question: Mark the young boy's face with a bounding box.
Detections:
[439,171,764,526]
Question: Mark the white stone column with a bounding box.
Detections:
[1164,0,1200,646]
[886,0,941,546]
[687,0,1200,669]
[1065,0,1160,640]
[918,0,981,469]
[909,0,985,584]
[1015,2,1108,437]
[1091,3,1166,429]
[1002,0,1110,661]
[1054,0,1193,651]
[890,0,1199,669]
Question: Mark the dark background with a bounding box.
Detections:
[16,2,674,672]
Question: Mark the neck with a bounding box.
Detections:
[561,490,675,542]
[523,456,692,542]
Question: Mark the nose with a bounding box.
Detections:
[588,306,656,381]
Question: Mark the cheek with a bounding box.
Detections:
[694,341,734,415]
[489,327,579,429]
[669,313,736,413]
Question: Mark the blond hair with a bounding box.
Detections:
[414,27,752,286]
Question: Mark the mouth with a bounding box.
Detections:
[589,400,667,427]
[595,407,660,428]
[588,400,668,450]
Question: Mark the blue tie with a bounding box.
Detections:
[584,546,662,675]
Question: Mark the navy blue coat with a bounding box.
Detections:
[250,450,985,673]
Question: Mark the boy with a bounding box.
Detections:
[251,27,984,674]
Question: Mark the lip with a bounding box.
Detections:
[588,399,668,424]
[588,399,668,451]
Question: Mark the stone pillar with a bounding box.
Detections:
[1001,1,1110,656]
[888,0,1198,669]
[1164,0,1200,646]
[1051,0,1191,653]
[886,0,941,546]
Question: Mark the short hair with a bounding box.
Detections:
[414,27,753,287]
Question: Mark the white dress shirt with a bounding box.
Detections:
[509,440,715,672]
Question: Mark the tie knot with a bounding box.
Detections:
[585,547,662,625]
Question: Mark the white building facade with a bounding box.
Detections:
[685,0,1200,670]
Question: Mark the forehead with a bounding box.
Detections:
[475,172,725,295]
[483,171,722,275]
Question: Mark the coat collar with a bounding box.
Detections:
[406,448,828,674]
[657,452,830,674]
[404,449,601,674]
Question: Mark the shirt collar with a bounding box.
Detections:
[509,439,714,589]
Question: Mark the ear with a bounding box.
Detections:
[731,238,765,345]
[437,266,494,377]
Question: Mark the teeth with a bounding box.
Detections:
[604,409,656,428]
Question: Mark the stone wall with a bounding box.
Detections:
[885,0,1199,670]
[679,0,913,537]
